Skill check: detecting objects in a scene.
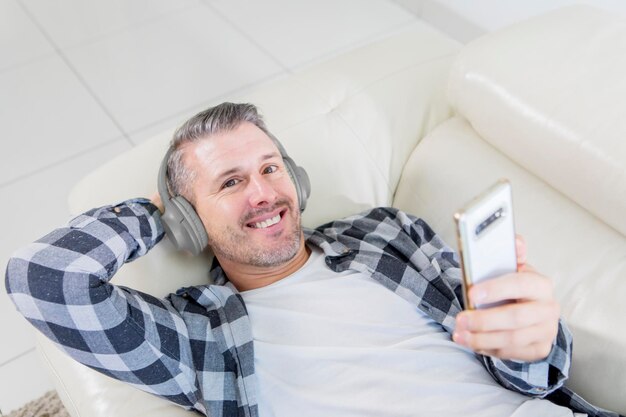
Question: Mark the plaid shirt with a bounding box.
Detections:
[5,199,622,417]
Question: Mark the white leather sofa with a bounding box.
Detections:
[36,5,625,416]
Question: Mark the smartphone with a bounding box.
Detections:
[454,179,517,310]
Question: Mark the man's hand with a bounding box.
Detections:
[149,191,164,214]
[453,236,561,362]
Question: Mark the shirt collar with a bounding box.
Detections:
[303,227,351,257]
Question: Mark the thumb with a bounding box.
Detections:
[515,234,527,269]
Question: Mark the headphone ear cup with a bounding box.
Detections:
[161,196,208,255]
[282,156,311,212]
[173,196,209,254]
[292,165,310,211]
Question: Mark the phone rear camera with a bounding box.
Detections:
[475,208,505,237]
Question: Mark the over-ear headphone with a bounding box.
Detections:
[157,132,311,255]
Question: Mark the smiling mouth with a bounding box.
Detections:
[246,210,286,229]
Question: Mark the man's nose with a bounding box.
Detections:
[247,174,278,207]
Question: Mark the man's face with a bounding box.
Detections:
[186,122,304,268]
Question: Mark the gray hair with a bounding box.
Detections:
[167,102,272,204]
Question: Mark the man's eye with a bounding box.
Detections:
[222,179,239,189]
[263,165,278,174]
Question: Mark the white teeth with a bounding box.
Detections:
[253,214,281,229]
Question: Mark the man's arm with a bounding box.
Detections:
[390,209,572,397]
[452,268,572,396]
[4,199,202,411]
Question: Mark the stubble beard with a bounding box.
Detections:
[208,198,303,268]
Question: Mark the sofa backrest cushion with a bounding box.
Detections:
[447,4,626,237]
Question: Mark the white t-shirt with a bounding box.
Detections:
[241,246,579,417]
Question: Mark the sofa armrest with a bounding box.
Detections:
[447,4,626,237]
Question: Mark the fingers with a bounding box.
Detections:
[472,342,553,362]
[453,325,558,361]
[454,302,560,361]
[149,191,164,213]
[468,271,554,305]
[459,324,554,349]
[456,301,560,333]
[455,271,560,361]
[518,263,537,273]
[515,234,527,268]
[454,321,555,352]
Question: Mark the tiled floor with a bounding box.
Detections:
[0,0,420,413]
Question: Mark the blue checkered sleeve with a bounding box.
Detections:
[5,199,204,412]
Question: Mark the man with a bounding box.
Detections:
[5,103,620,416]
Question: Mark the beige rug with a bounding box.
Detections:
[6,391,69,417]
